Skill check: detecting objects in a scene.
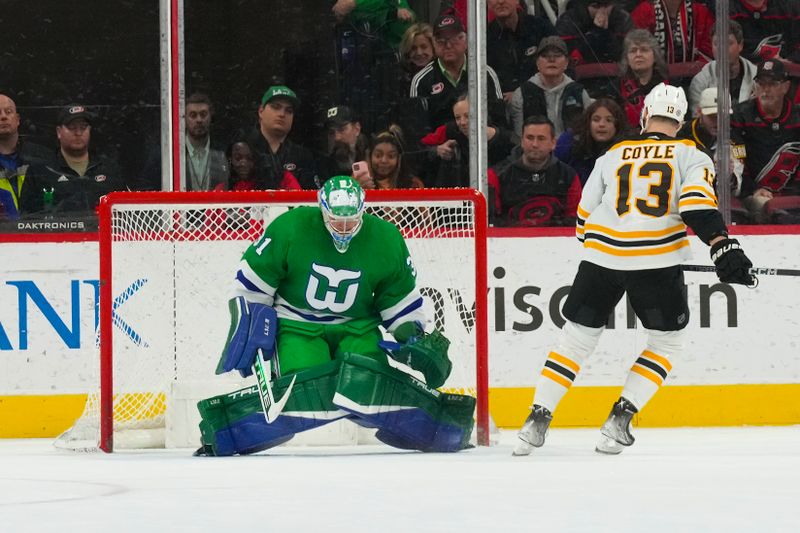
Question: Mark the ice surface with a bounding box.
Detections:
[1,427,798,533]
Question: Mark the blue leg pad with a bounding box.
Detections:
[213,412,343,456]
[332,353,475,452]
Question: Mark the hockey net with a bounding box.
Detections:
[55,189,489,452]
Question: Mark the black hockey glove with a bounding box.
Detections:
[710,238,756,286]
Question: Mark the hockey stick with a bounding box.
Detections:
[682,265,800,277]
[253,349,296,423]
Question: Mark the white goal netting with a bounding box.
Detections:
[55,190,489,451]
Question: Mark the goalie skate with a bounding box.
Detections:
[595,397,637,455]
[513,405,552,456]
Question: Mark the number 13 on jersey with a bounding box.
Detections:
[615,161,675,218]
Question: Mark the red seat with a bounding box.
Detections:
[668,61,705,80]
[765,195,800,224]
[765,195,800,212]
[729,196,751,225]
[574,63,620,81]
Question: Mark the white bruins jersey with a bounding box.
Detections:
[577,134,718,270]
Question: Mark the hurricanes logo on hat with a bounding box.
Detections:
[764,61,774,71]
[327,107,339,118]
[440,16,455,26]
[431,82,444,95]
[69,106,85,114]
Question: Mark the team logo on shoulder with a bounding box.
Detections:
[755,142,800,192]
[754,34,783,60]
[95,174,107,182]
[525,46,537,56]
[284,163,296,171]
[306,263,361,313]
[431,82,444,95]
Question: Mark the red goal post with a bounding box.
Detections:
[90,189,489,452]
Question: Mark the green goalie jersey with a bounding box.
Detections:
[234,206,425,335]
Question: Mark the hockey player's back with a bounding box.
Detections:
[577,129,718,271]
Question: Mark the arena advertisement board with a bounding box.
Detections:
[1,233,798,434]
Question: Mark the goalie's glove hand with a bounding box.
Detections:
[710,238,756,287]
[379,322,452,388]
[216,297,278,378]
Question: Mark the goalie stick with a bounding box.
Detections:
[682,265,800,277]
[253,349,296,423]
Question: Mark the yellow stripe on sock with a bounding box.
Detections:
[541,368,572,388]
[548,351,581,373]
[631,365,664,386]
[641,350,673,372]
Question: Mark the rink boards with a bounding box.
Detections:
[0,229,798,436]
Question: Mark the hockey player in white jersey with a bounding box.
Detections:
[514,83,756,456]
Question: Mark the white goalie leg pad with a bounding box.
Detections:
[532,320,604,413]
[622,328,685,411]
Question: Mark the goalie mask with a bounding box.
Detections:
[318,175,366,253]
[640,83,687,133]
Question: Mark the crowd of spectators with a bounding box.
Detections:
[2,0,800,230]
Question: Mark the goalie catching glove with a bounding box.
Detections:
[216,296,278,377]
[379,322,452,388]
[710,238,756,287]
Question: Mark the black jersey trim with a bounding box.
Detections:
[583,230,688,248]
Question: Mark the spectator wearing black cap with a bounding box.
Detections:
[0,93,52,221]
[323,105,370,181]
[20,105,123,217]
[487,0,556,101]
[409,14,506,138]
[247,85,320,190]
[509,35,593,138]
[732,59,800,222]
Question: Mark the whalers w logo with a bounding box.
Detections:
[305,263,361,312]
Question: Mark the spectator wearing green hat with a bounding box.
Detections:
[247,85,320,190]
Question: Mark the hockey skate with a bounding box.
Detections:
[513,405,552,456]
[595,397,638,455]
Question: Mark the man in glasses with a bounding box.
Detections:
[731,59,800,223]
[409,14,506,137]
[20,105,123,217]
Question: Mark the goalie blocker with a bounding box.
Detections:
[196,353,475,456]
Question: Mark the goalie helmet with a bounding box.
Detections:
[640,83,688,132]
[318,175,366,253]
